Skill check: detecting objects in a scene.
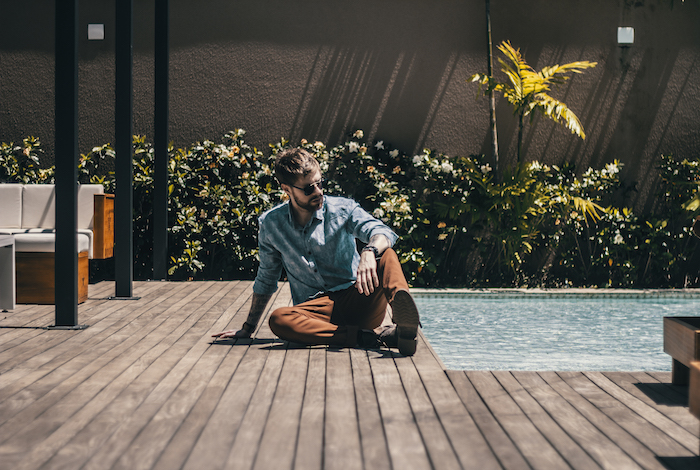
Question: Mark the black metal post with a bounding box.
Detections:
[54,0,81,328]
[153,0,169,280]
[115,0,134,298]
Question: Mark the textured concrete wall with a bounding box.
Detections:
[1,0,699,210]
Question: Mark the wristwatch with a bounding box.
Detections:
[362,245,380,259]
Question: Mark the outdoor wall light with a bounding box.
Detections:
[617,27,634,45]
[88,24,105,41]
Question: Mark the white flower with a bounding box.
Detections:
[613,230,624,245]
[604,163,619,175]
[412,155,423,165]
[353,130,364,139]
[389,149,399,158]
[441,161,453,173]
[348,142,359,153]
[374,141,384,150]
[480,164,492,174]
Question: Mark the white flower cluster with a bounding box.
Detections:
[612,229,624,245]
[528,161,549,173]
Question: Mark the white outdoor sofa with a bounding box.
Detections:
[0,183,114,304]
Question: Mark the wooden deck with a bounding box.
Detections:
[0,280,698,470]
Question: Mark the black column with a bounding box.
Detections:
[115,0,134,297]
[54,0,79,326]
[153,0,169,280]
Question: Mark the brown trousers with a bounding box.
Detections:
[269,248,409,346]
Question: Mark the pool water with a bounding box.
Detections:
[414,296,700,371]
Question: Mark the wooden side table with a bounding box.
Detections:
[0,235,15,311]
[664,316,700,384]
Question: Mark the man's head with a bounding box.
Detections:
[275,148,324,215]
[274,148,321,187]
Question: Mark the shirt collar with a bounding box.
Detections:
[285,196,326,229]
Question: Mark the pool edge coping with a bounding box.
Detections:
[411,288,700,298]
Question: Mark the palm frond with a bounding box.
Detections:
[531,93,586,139]
[572,196,604,223]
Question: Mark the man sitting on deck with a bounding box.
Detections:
[212,148,421,356]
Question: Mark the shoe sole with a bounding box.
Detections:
[392,290,420,356]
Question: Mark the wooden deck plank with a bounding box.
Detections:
[108,284,241,470]
[394,351,461,470]
[223,343,287,470]
[448,370,530,470]
[467,370,571,469]
[293,346,326,470]
[0,282,207,434]
[36,294,252,470]
[349,348,392,470]
[0,281,164,363]
[582,371,698,453]
[181,341,269,470]
[31,281,227,470]
[253,347,309,470]
[603,371,699,437]
[627,371,690,409]
[556,371,695,462]
[411,338,501,470]
[0,281,187,394]
[324,349,364,470]
[4,282,234,470]
[512,371,644,470]
[541,371,679,470]
[491,371,601,470]
[370,351,433,470]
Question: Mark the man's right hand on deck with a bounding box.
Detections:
[211,329,251,339]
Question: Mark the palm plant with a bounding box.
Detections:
[470,41,597,163]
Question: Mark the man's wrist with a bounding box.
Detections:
[362,245,380,259]
[242,321,256,333]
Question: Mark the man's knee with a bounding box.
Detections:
[268,307,293,337]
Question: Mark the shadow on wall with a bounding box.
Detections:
[166,0,481,155]
[289,45,461,155]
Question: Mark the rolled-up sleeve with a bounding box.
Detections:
[348,203,398,246]
[253,217,283,296]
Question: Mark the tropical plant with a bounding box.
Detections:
[470,41,597,163]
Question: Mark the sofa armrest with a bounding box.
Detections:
[93,193,114,259]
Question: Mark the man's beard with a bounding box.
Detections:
[293,193,323,213]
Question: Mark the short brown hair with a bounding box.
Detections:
[274,148,321,186]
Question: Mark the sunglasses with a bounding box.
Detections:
[290,178,324,196]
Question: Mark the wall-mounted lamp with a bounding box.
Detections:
[88,24,105,41]
[617,27,634,45]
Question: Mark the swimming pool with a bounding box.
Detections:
[414,293,700,371]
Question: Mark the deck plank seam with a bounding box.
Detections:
[536,371,658,469]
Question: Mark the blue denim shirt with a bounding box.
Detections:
[253,195,398,305]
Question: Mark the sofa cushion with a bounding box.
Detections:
[10,228,95,258]
[14,232,91,254]
[0,184,23,229]
[22,184,56,229]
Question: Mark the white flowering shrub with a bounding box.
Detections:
[3,132,699,287]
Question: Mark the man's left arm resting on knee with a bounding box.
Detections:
[355,234,391,296]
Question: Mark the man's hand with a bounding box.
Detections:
[356,250,379,295]
[211,328,251,340]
